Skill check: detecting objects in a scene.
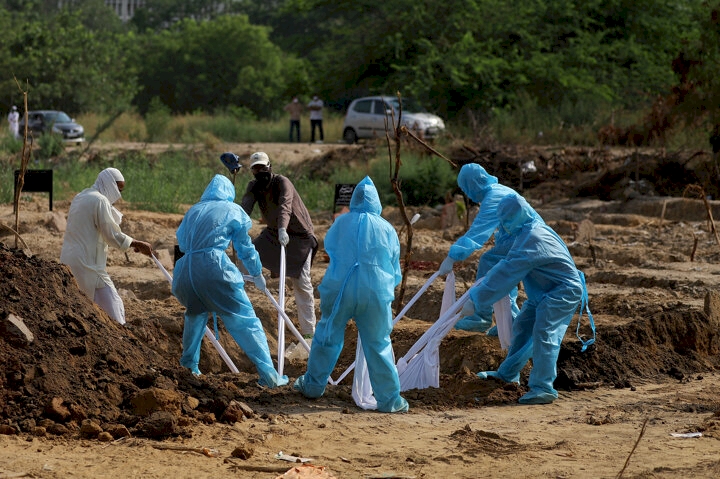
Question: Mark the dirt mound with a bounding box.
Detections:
[0,243,168,429]
[557,292,720,389]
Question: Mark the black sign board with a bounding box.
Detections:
[14,169,53,211]
[333,183,356,213]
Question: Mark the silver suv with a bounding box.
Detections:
[342,96,445,144]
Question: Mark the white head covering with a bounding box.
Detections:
[93,168,124,223]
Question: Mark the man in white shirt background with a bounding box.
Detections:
[307,95,324,144]
[7,105,19,139]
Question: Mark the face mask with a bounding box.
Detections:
[253,171,272,189]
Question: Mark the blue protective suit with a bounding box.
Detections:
[450,164,542,332]
[172,175,288,387]
[470,195,582,404]
[293,176,408,413]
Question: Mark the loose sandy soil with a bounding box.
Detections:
[1,141,720,478]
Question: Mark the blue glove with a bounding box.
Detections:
[438,256,455,275]
[461,299,475,318]
[278,227,289,247]
[252,274,267,292]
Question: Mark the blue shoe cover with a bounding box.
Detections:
[455,316,492,332]
[476,370,519,384]
[518,390,556,405]
[486,325,498,337]
[259,373,289,388]
[293,375,305,392]
[293,375,325,398]
[377,396,409,413]
[190,367,202,377]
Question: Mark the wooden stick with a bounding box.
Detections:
[0,221,30,250]
[151,444,219,457]
[682,184,720,246]
[616,416,649,478]
[223,459,289,473]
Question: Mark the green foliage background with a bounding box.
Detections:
[2,0,718,142]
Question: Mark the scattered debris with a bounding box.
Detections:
[151,443,219,457]
[276,451,313,463]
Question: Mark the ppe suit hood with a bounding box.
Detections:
[457,164,498,203]
[350,176,382,215]
[200,174,236,202]
[93,168,124,205]
[498,195,534,235]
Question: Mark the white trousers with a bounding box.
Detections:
[289,252,316,335]
[94,285,125,325]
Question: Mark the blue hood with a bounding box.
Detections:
[498,195,534,235]
[200,174,236,202]
[350,176,382,215]
[457,163,498,203]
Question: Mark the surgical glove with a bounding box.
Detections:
[252,274,267,292]
[438,256,455,275]
[278,227,289,247]
[461,299,476,318]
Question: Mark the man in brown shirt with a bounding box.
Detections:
[284,97,304,142]
[241,152,318,338]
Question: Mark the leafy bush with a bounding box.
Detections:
[0,134,23,154]
[144,98,172,142]
[37,133,66,159]
[364,154,457,208]
[0,160,15,203]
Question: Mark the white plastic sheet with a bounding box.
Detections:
[348,270,514,405]
[345,272,442,409]
[494,295,513,350]
[351,337,377,409]
[396,275,513,392]
[331,271,441,386]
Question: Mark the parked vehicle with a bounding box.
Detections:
[342,96,445,144]
[18,110,85,144]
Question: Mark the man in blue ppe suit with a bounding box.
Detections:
[462,195,583,404]
[438,163,543,333]
[172,174,288,388]
[294,176,409,413]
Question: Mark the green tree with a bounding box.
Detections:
[673,2,720,148]
[0,8,138,113]
[266,0,700,119]
[131,0,243,31]
[133,14,310,116]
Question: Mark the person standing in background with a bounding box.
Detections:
[308,95,324,143]
[7,105,19,139]
[284,97,303,142]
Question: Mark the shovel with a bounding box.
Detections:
[277,245,287,375]
[241,273,311,354]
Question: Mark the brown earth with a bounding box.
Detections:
[1,141,720,478]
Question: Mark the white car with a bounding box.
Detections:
[342,96,445,144]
